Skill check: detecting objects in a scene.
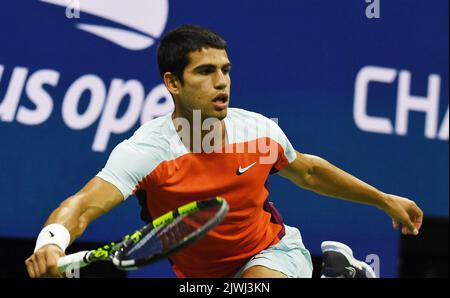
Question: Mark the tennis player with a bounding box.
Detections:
[25,25,423,278]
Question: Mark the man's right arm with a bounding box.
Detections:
[25,177,124,278]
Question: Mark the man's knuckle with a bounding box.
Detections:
[47,260,57,268]
[36,251,44,258]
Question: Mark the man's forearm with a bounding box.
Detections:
[32,196,88,254]
[302,155,389,210]
[44,196,92,244]
[42,177,125,244]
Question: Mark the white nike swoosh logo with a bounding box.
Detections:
[237,162,256,175]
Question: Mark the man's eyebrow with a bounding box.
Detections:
[193,63,232,71]
[222,63,232,69]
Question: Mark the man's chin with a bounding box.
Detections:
[214,109,228,120]
[204,109,227,121]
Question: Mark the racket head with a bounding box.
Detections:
[112,197,229,270]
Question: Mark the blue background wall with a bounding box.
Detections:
[1,0,448,277]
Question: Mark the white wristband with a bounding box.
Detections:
[34,224,71,253]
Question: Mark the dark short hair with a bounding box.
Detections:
[157,25,227,83]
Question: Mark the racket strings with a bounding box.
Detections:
[124,228,162,259]
[159,208,218,249]
[122,207,218,260]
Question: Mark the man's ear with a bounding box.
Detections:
[163,72,181,96]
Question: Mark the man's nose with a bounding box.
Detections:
[214,71,228,90]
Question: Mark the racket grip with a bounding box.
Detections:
[57,251,90,273]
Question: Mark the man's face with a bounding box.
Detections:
[176,48,231,120]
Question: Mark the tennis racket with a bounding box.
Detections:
[57,197,229,273]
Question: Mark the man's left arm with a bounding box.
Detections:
[277,150,423,236]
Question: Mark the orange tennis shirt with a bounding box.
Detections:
[97,108,297,277]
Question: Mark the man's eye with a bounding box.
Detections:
[199,69,213,75]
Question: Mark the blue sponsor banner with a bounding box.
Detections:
[0,1,448,277]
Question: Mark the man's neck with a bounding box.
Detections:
[171,109,227,153]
